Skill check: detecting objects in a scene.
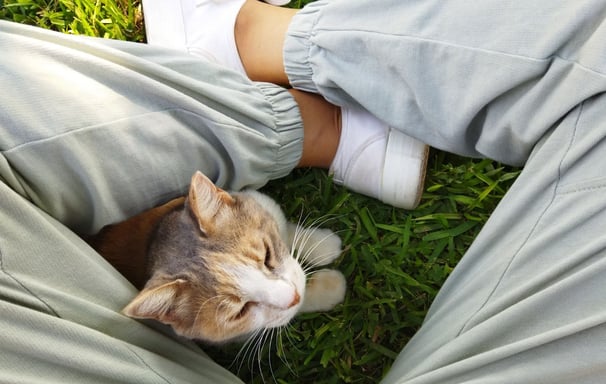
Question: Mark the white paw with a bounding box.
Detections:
[303,227,342,267]
[299,269,346,313]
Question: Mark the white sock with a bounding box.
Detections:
[186,0,247,74]
[329,107,388,197]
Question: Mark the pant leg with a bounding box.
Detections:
[285,0,606,166]
[0,20,302,234]
[0,21,298,383]
[286,1,606,382]
[381,91,606,383]
[0,181,243,383]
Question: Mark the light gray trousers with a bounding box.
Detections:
[287,2,606,382]
[2,0,606,381]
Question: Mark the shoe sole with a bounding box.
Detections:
[380,129,429,210]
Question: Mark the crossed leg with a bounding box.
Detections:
[226,1,606,382]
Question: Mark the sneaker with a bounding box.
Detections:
[142,0,288,73]
[330,107,428,209]
[142,0,247,73]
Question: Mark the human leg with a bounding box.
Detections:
[234,0,294,84]
[381,87,606,384]
[289,89,340,168]
[213,0,606,381]
[181,0,606,167]
[284,0,606,165]
[0,19,314,382]
[290,88,428,208]
[0,179,243,383]
[141,0,606,382]
[142,0,429,209]
[289,0,606,382]
[0,20,304,234]
[143,0,292,84]
[280,0,606,382]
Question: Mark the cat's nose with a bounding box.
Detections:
[287,291,300,308]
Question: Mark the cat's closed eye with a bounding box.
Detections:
[264,243,275,271]
[233,301,256,321]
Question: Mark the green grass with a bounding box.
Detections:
[0,0,145,41]
[217,155,519,383]
[0,1,520,382]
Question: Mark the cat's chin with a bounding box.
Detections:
[265,302,302,329]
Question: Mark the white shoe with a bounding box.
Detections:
[330,107,428,209]
[142,0,288,73]
[143,0,246,73]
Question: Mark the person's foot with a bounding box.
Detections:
[330,107,428,209]
[143,0,428,209]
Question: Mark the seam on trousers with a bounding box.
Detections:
[557,181,606,194]
[457,102,584,335]
[1,107,264,154]
[554,102,583,195]
[0,241,59,318]
[123,344,172,384]
[0,157,31,205]
[308,27,606,78]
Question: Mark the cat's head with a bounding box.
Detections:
[123,171,305,344]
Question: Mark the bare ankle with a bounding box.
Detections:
[292,90,341,168]
[234,0,295,84]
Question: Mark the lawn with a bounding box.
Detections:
[0,1,519,382]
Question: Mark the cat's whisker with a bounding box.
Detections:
[241,328,266,381]
[300,212,338,230]
[302,248,340,268]
[273,323,301,380]
[291,226,320,264]
[250,330,262,380]
[291,216,344,267]
[267,328,278,384]
[290,223,312,264]
[290,212,334,261]
[253,329,269,381]
[266,326,289,384]
[299,230,344,270]
[276,325,294,371]
[231,328,262,374]
[282,323,300,354]
[301,252,341,274]
[255,328,272,383]
[295,208,314,232]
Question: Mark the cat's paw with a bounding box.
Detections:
[299,269,346,313]
[303,227,342,267]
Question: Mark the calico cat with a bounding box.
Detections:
[89,171,346,344]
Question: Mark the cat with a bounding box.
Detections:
[88,171,346,344]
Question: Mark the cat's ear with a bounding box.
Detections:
[188,171,235,236]
[122,279,190,325]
